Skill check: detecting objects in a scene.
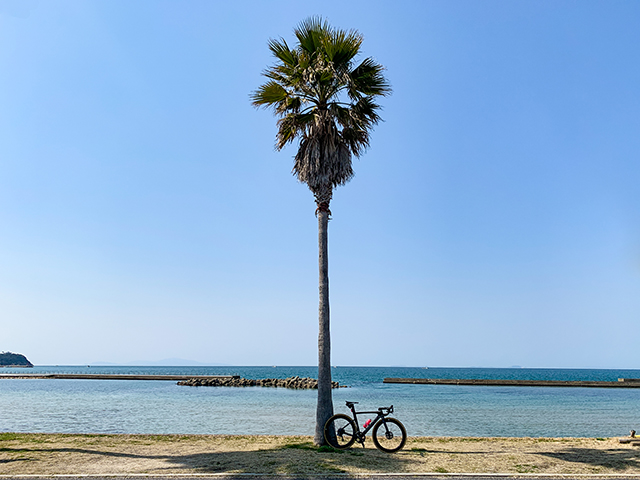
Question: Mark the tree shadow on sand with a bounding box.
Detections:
[0,458,32,464]
[536,447,640,471]
[0,440,412,474]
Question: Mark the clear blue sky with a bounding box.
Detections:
[1,0,638,368]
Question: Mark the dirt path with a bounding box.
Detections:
[1,433,639,475]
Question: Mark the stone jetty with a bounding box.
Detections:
[0,374,238,381]
[177,375,345,389]
[384,377,640,388]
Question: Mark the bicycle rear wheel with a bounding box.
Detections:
[372,417,407,452]
[324,413,357,449]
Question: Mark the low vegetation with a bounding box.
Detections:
[0,351,33,367]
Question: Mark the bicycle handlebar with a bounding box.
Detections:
[378,405,394,415]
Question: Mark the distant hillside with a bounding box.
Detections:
[0,352,33,367]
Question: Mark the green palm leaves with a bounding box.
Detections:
[252,17,390,204]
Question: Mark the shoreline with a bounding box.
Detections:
[1,433,639,476]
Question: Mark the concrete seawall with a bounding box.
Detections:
[383,377,640,388]
[0,374,239,381]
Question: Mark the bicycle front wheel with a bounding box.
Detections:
[372,417,407,453]
[324,413,357,449]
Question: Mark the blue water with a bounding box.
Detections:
[1,366,639,437]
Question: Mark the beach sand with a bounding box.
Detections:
[2,433,640,475]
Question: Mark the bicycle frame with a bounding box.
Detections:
[347,403,393,440]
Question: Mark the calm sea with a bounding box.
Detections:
[1,366,639,437]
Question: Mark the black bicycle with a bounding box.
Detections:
[324,401,407,452]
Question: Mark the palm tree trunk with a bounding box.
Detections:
[314,208,334,445]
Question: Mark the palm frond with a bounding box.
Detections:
[324,29,362,66]
[268,38,296,67]
[276,112,315,149]
[349,57,392,99]
[251,81,288,108]
[294,16,327,54]
[351,96,382,125]
[341,126,370,157]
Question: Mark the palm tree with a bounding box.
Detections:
[252,17,390,445]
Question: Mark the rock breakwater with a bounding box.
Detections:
[177,375,345,389]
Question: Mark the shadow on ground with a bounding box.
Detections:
[0,441,410,474]
[4,437,640,475]
[536,447,640,471]
[0,458,32,464]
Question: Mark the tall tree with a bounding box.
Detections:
[252,17,390,445]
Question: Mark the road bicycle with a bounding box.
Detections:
[324,401,407,452]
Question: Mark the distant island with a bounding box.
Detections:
[0,352,33,367]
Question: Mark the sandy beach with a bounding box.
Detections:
[1,433,639,475]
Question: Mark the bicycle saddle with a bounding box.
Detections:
[345,401,359,407]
